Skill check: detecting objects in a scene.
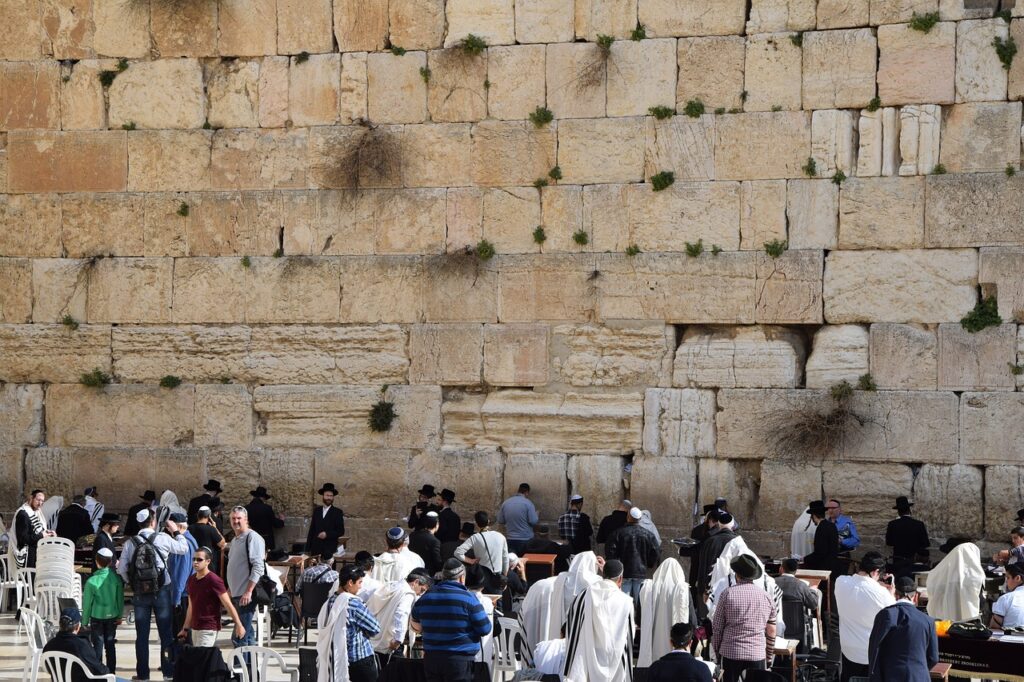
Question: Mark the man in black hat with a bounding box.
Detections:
[245,485,284,550]
[711,554,777,682]
[695,510,739,606]
[886,496,929,578]
[409,484,441,531]
[306,483,345,560]
[187,479,223,526]
[125,490,157,537]
[409,513,444,575]
[92,513,120,569]
[868,576,938,682]
[437,488,461,545]
[803,501,840,570]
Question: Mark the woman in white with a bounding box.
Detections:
[927,541,985,621]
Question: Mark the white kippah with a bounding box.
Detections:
[426,511,438,517]
[97,548,114,558]
[198,505,211,513]
[136,509,150,523]
[628,507,643,520]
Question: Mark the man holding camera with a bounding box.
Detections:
[834,552,896,682]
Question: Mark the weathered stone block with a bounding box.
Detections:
[211,129,307,190]
[956,19,1008,102]
[24,447,72,504]
[316,448,416,518]
[802,29,877,109]
[744,33,802,112]
[757,460,822,531]
[244,257,340,323]
[811,109,857,176]
[546,42,607,119]
[898,104,942,177]
[169,259,245,324]
[939,102,1022,173]
[288,54,340,126]
[747,0,817,32]
[207,448,314,516]
[1009,18,1024,100]
[113,325,249,382]
[471,119,557,187]
[985,466,1024,539]
[740,180,787,250]
[307,125,401,190]
[838,177,925,249]
[390,0,446,49]
[59,60,106,130]
[0,325,110,384]
[568,454,628,522]
[367,51,428,124]
[607,38,676,117]
[674,325,806,388]
[642,388,716,457]
[643,115,715,182]
[412,448,506,516]
[937,323,1017,391]
[61,193,142,258]
[338,256,425,323]
[823,250,978,323]
[47,384,196,448]
[869,323,939,390]
[870,0,939,24]
[281,190,374,257]
[185,191,282,257]
[481,187,542,254]
[552,323,673,390]
[639,0,746,36]
[370,189,447,254]
[628,181,740,251]
[0,446,24,510]
[410,324,483,385]
[816,0,869,29]
[582,185,630,253]
[483,324,549,386]
[715,112,811,180]
[0,194,61,258]
[0,61,60,129]
[0,259,32,323]
[445,0,515,47]
[93,0,146,57]
[151,0,217,57]
[805,324,869,388]
[676,36,744,111]
[698,459,760,529]
[255,385,388,448]
[629,455,697,523]
[961,392,1024,465]
[927,175,1024,247]
[426,48,488,123]
[382,385,442,451]
[31,258,87,323]
[41,0,96,60]
[8,131,126,193]
[108,59,206,130]
[541,186,586,252]
[516,0,574,43]
[0,384,43,446]
[258,56,289,128]
[823,462,913,534]
[755,250,825,324]
[980,248,1024,323]
[339,52,369,125]
[127,131,213,192]
[87,258,172,324]
[486,45,546,120]
[503,452,568,521]
[277,0,332,54]
[877,22,955,105]
[574,0,637,40]
[914,464,984,537]
[218,0,277,56]
[787,179,838,249]
[558,117,646,184]
[194,385,254,448]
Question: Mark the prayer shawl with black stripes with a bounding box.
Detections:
[316,591,352,682]
[11,503,45,568]
[563,579,634,682]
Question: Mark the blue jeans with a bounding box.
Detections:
[507,539,530,555]
[232,597,257,648]
[622,577,643,611]
[132,586,174,679]
[89,618,118,672]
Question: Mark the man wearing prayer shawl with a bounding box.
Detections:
[926,541,985,622]
[790,510,816,559]
[638,559,698,668]
[317,566,382,682]
[366,571,431,656]
[563,559,635,682]
[706,536,785,638]
[521,552,603,652]
[12,489,53,568]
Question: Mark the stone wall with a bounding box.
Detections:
[2,0,1024,552]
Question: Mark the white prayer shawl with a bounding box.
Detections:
[550,551,601,635]
[521,576,558,652]
[371,548,424,584]
[474,590,495,669]
[159,491,187,518]
[637,559,689,667]
[41,496,63,531]
[638,511,661,549]
[366,580,416,653]
[791,511,815,559]
[11,503,46,567]
[563,579,634,682]
[317,592,352,682]
[706,537,784,636]
[927,542,985,621]
[84,496,105,533]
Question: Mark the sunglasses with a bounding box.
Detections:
[192,558,208,563]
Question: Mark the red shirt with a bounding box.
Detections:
[186,572,227,631]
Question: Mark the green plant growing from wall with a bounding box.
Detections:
[476,239,496,260]
[932,163,947,175]
[533,226,547,245]
[295,51,310,63]
[711,244,723,255]
[831,170,846,185]
[650,171,675,191]
[548,166,562,181]
[857,373,877,391]
[802,157,817,177]
[122,121,136,130]
[998,8,1013,22]
[764,239,788,258]
[572,230,589,246]
[1007,164,1017,177]
[160,375,182,389]
[683,99,705,118]
[460,34,488,56]
[1008,362,1023,376]
[685,239,704,257]
[389,46,407,56]
[81,368,111,388]
[529,106,554,127]
[830,380,854,401]
[369,399,396,432]
[61,314,79,331]
[241,256,251,268]
[419,66,430,83]
[631,24,647,40]
[715,107,726,115]
[177,202,189,217]
[994,35,1018,70]
[625,244,641,256]
[648,106,674,119]
[596,34,614,55]
[866,96,881,112]
[533,178,548,188]
[960,296,1002,333]
[908,12,940,33]
[771,105,783,112]
[273,247,284,258]
[790,32,803,47]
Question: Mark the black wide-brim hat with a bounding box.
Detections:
[460,521,476,536]
[100,512,120,524]
[731,554,763,580]
[204,479,224,493]
[249,486,272,499]
[318,483,339,495]
[441,488,456,502]
[140,490,156,501]
[807,500,827,516]
[893,496,913,510]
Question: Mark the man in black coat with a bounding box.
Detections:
[803,500,841,603]
[408,484,441,531]
[647,622,713,682]
[124,490,156,537]
[409,513,443,574]
[694,510,738,600]
[606,509,661,605]
[596,499,631,547]
[42,607,117,682]
[56,495,94,545]
[187,479,223,525]
[524,524,572,573]
[245,486,284,550]
[92,513,120,569]
[436,488,461,544]
[886,496,930,578]
[867,577,938,682]
[306,482,345,559]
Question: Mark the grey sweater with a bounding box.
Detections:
[226,529,266,598]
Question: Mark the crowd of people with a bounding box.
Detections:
[4,479,1024,682]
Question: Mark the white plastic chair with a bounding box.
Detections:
[15,567,37,633]
[254,604,269,646]
[33,583,73,626]
[492,616,524,681]
[228,646,299,682]
[39,651,115,682]
[37,536,75,552]
[20,607,48,682]
[0,554,19,613]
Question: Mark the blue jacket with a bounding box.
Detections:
[167,531,198,604]
[834,514,860,551]
[868,601,938,682]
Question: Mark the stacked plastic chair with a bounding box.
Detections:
[29,537,80,620]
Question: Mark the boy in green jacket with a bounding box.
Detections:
[82,547,124,672]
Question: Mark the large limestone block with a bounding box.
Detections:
[643,115,715,182]
[127,130,213,192]
[870,0,939,24]
[757,460,822,531]
[338,256,425,323]
[805,324,869,388]
[715,112,811,180]
[516,0,574,43]
[382,385,442,451]
[673,325,806,389]
[497,254,594,322]
[259,56,289,128]
[370,189,447,255]
[218,0,277,56]
[151,0,217,58]
[639,0,746,37]
[47,384,196,448]
[1010,18,1024,100]
[582,185,630,253]
[629,456,697,523]
[244,257,340,323]
[0,446,24,510]
[445,0,515,47]
[289,54,341,126]
[207,449,314,516]
[838,177,925,249]
[551,323,673,390]
[0,325,110,384]
[811,109,857,176]
[541,186,586,252]
[607,39,677,117]
[937,323,1017,391]
[0,0,42,59]
[108,59,206,130]
[546,42,608,119]
[8,131,126,193]
[642,388,716,457]
[390,0,446,49]
[410,324,483,385]
[316,448,416,518]
[93,0,146,57]
[985,466,1024,539]
[877,22,955,105]
[481,187,542,254]
[113,326,250,382]
[486,45,546,120]
[855,109,888,178]
[503,452,568,521]
[400,124,473,188]
[31,259,87,323]
[194,385,254,448]
[558,118,645,184]
[23,448,73,505]
[898,104,942,176]
[443,390,643,454]
[471,120,556,187]
[568,454,628,521]
[740,180,787,250]
[170,258,246,323]
[307,125,403,190]
[574,0,637,40]
[787,179,838,249]
[676,36,745,111]
[333,0,387,52]
[277,0,332,53]
[816,0,869,28]
[87,258,173,323]
[0,61,60,129]
[961,393,1024,465]
[823,462,913,534]
[211,129,307,190]
[717,389,959,463]
[926,175,1024,247]
[413,449,506,516]
[426,49,488,123]
[754,250,825,324]
[0,384,43,446]
[747,0,817,32]
[823,250,978,323]
[869,323,939,390]
[744,33,802,112]
[0,259,32,323]
[939,103,1022,173]
[626,181,740,251]
[181,191,281,258]
[698,459,760,528]
[914,464,984,537]
[367,51,428,124]
[61,193,144,258]
[60,60,106,130]
[281,190,373,256]
[980,248,1024,322]
[956,19,1008,102]
[802,29,877,109]
[483,324,548,386]
[0,194,61,258]
[41,0,96,59]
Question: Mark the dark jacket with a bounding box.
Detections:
[43,631,109,682]
[245,498,284,551]
[437,507,461,544]
[91,531,117,569]
[56,505,93,544]
[409,529,443,575]
[803,518,839,571]
[408,503,441,530]
[886,515,930,561]
[187,493,219,526]
[695,527,738,595]
[124,502,150,537]
[172,642,232,682]
[605,523,660,579]
[646,650,713,682]
[775,574,819,612]
[15,509,45,556]
[524,537,571,573]
[306,505,345,560]
[868,601,939,682]
[596,510,628,545]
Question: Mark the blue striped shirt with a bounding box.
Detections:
[410,580,492,656]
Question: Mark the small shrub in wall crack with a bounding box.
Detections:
[857,373,877,392]
[460,34,488,56]
[529,106,554,127]
[160,375,182,389]
[960,296,1001,333]
[685,239,704,257]
[648,105,674,120]
[908,12,940,33]
[650,171,675,191]
[993,36,1018,70]
[764,239,788,258]
[81,368,111,388]
[683,99,705,118]
[369,400,396,432]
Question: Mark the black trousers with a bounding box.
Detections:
[423,654,475,682]
[722,657,766,682]
[89,618,118,672]
[841,655,869,682]
[350,654,379,682]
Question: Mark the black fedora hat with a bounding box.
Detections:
[318,482,339,495]
[731,554,763,580]
[203,479,223,494]
[441,488,456,503]
[807,500,827,516]
[460,521,475,536]
[893,496,913,510]
[249,485,272,499]
[99,512,120,524]
[140,490,156,501]
[418,484,437,498]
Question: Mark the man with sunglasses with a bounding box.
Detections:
[825,499,860,552]
[179,547,246,647]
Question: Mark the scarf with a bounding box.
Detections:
[927,542,985,621]
[317,591,351,682]
[563,579,634,682]
[637,559,689,667]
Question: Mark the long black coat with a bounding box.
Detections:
[306,505,345,559]
[187,493,218,525]
[886,515,930,561]
[437,507,461,544]
[246,498,284,550]
[804,518,840,571]
[92,531,117,569]
[695,527,738,596]
[124,502,150,537]
[409,529,443,574]
[56,505,93,544]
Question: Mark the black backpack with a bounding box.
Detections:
[128,534,166,595]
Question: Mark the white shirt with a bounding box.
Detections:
[322,506,330,518]
[834,574,895,664]
[534,638,567,675]
[994,586,1024,629]
[358,575,382,602]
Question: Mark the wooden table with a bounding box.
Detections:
[268,555,307,592]
[795,569,833,622]
[773,639,798,682]
[522,553,558,582]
